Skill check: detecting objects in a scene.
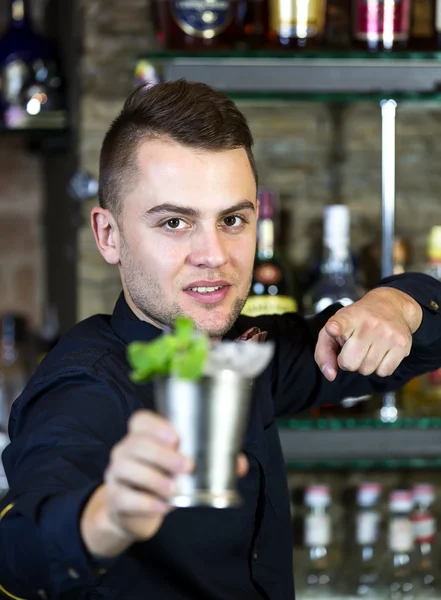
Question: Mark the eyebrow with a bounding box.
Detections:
[142,200,256,219]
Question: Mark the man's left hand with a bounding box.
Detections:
[315,287,423,382]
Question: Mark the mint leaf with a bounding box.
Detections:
[127,317,208,382]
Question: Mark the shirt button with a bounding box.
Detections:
[253,552,258,560]
[68,567,80,579]
[37,590,48,600]
[429,300,439,310]
[96,567,107,576]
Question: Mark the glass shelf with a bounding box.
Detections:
[138,49,441,60]
[285,457,441,471]
[136,51,441,101]
[277,417,441,430]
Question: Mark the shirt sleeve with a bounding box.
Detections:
[272,272,441,417]
[0,369,127,599]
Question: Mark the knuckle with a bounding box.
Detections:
[358,364,374,376]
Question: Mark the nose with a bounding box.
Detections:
[187,225,228,269]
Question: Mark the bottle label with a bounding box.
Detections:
[269,0,326,38]
[412,514,436,543]
[254,264,282,286]
[241,295,297,316]
[258,220,275,257]
[171,0,235,38]
[411,0,434,37]
[353,0,411,42]
[305,514,331,546]
[356,511,380,545]
[389,517,414,552]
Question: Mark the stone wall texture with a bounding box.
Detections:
[79,0,441,320]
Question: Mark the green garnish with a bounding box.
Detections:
[127,316,209,382]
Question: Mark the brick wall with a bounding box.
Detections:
[0,0,47,328]
[79,0,441,320]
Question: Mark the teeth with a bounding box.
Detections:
[190,286,222,293]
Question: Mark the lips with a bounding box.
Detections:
[184,280,231,304]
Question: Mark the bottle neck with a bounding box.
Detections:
[321,240,353,276]
[257,219,275,260]
[9,0,31,29]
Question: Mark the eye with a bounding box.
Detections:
[162,218,188,231]
[223,215,245,228]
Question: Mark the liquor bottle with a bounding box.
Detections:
[411,484,437,595]
[352,483,383,597]
[303,485,333,593]
[241,187,298,317]
[304,205,369,416]
[0,314,30,497]
[0,0,64,129]
[352,0,412,51]
[303,205,363,315]
[401,227,441,417]
[409,0,438,49]
[267,0,327,48]
[385,490,415,599]
[153,0,263,49]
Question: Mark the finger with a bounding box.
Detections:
[108,458,177,500]
[113,435,194,475]
[375,348,407,378]
[337,337,375,373]
[110,480,170,517]
[128,410,179,446]
[324,314,355,342]
[236,453,249,478]
[314,328,341,381]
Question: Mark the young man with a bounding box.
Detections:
[0,80,440,600]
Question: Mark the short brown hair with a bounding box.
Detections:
[99,79,258,219]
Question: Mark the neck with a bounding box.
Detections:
[123,290,172,333]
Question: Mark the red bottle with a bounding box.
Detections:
[352,0,412,51]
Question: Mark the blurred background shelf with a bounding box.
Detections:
[278,418,441,463]
[136,51,441,97]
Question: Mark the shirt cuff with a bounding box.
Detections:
[38,483,120,596]
[375,272,441,346]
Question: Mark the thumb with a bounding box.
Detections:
[324,317,346,339]
[314,328,341,382]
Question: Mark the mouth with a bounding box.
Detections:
[184,281,232,304]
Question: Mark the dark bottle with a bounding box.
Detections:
[154,0,263,49]
[267,0,328,48]
[242,187,298,317]
[410,0,438,49]
[352,0,412,51]
[0,0,64,129]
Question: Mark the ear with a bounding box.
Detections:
[90,206,120,265]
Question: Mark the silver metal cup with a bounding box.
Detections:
[154,370,253,508]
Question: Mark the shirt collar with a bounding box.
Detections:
[110,292,163,345]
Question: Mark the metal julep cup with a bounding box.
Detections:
[154,369,253,508]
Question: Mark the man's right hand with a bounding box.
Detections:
[80,410,194,558]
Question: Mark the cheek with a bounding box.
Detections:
[143,236,187,277]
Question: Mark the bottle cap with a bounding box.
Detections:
[413,484,435,506]
[257,187,278,221]
[428,226,441,261]
[357,482,382,507]
[389,490,413,512]
[324,205,350,248]
[305,484,331,507]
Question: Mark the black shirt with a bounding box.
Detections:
[1,273,441,600]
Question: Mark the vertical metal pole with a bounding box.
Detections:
[380,99,397,278]
[380,99,398,423]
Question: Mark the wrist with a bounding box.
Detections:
[371,287,423,334]
[80,484,134,559]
